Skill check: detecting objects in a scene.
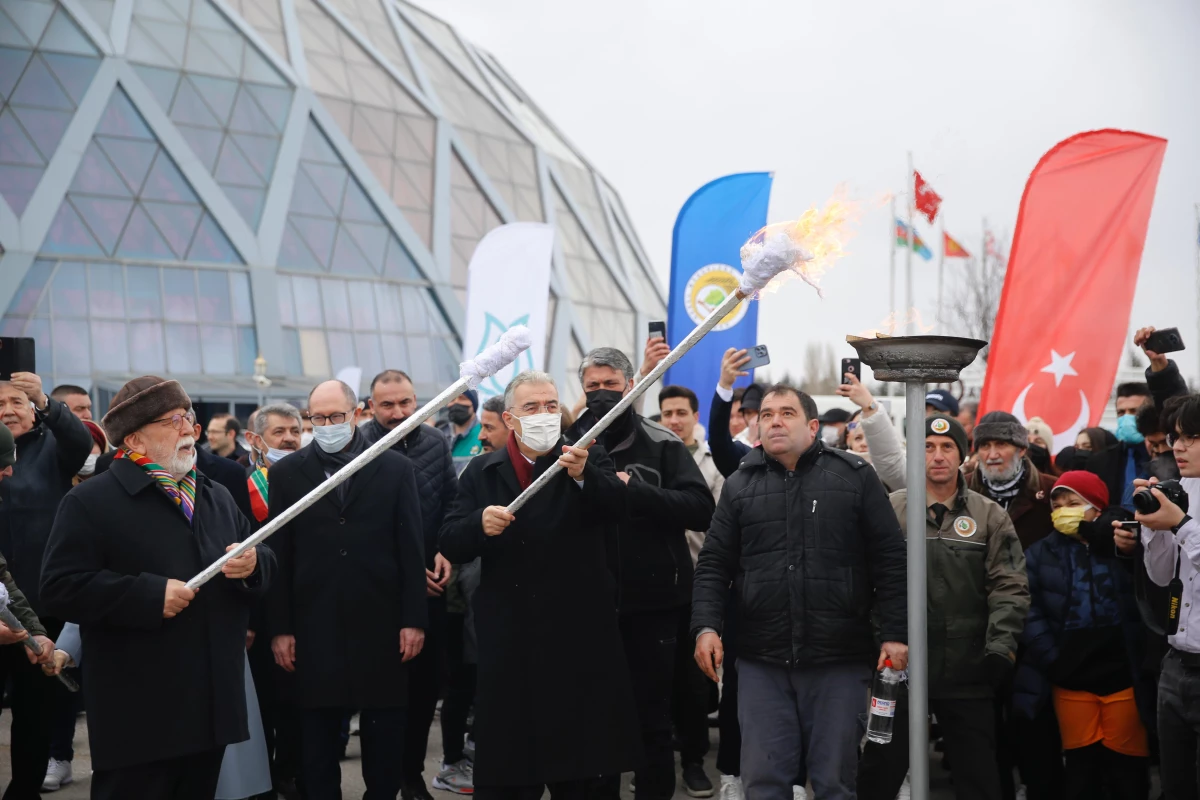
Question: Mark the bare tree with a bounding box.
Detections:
[800,342,840,395]
[948,252,1007,361]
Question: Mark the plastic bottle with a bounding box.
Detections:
[866,659,904,744]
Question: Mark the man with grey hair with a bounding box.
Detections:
[440,370,642,798]
[268,379,428,800]
[568,348,716,800]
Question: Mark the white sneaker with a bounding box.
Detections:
[42,759,73,792]
[349,712,361,736]
[792,786,808,800]
[895,773,911,800]
[719,775,744,800]
[432,759,474,795]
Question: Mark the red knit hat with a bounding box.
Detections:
[1052,470,1109,510]
[82,420,107,452]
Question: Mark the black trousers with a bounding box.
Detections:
[442,611,476,764]
[1014,704,1065,800]
[248,639,302,790]
[672,606,711,766]
[0,643,54,800]
[716,595,741,777]
[858,689,1001,800]
[302,707,405,800]
[403,598,445,782]
[617,609,680,800]
[1157,650,1200,800]
[475,780,602,800]
[91,748,225,800]
[1062,742,1149,800]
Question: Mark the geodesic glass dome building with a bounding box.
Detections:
[0,0,666,413]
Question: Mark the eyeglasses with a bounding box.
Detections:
[1167,432,1200,448]
[509,401,560,416]
[308,412,352,426]
[151,411,196,432]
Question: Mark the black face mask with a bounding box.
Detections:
[1027,443,1052,473]
[447,405,474,426]
[585,389,625,421]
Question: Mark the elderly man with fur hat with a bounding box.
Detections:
[39,376,274,800]
[967,410,1058,551]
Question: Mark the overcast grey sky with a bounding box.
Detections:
[422,0,1200,383]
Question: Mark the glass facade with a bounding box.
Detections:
[0,0,666,406]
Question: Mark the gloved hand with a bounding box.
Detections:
[984,652,1014,689]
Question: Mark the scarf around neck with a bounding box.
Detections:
[982,462,1025,506]
[118,448,197,524]
[506,431,535,490]
[248,465,269,523]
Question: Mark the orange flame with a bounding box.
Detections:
[742,191,858,296]
[857,308,935,338]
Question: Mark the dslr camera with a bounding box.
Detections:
[1132,478,1190,515]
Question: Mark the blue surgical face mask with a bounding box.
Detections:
[312,420,354,453]
[1115,413,1144,445]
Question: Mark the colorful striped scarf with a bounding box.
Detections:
[248,466,269,523]
[117,448,197,524]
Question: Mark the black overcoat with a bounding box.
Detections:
[38,458,274,770]
[438,440,642,786]
[265,443,427,709]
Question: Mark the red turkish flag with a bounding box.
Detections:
[913,171,942,223]
[980,130,1167,453]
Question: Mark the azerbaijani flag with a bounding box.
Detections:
[895,219,932,260]
[248,466,269,523]
[943,232,970,258]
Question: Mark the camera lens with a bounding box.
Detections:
[1132,488,1161,515]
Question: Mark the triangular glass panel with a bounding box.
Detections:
[77,0,115,35]
[303,162,347,207]
[142,199,201,257]
[3,0,55,47]
[125,21,180,68]
[0,107,46,166]
[13,106,72,162]
[0,48,34,102]
[383,236,420,280]
[0,163,42,214]
[228,86,276,135]
[293,214,337,267]
[167,74,224,127]
[186,27,242,80]
[40,52,99,103]
[71,194,134,253]
[287,167,338,217]
[9,54,74,109]
[223,185,264,224]
[342,221,387,272]
[244,82,291,130]
[214,135,258,184]
[229,132,275,181]
[189,73,239,123]
[40,199,106,255]
[175,123,224,170]
[115,202,175,258]
[141,150,194,202]
[96,135,160,193]
[133,18,187,68]
[38,8,101,56]
[94,89,154,139]
[338,178,378,223]
[279,218,325,271]
[132,64,182,110]
[70,141,132,196]
[134,0,186,26]
[186,213,241,262]
[329,228,377,276]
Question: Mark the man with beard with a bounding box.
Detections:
[478,396,508,453]
[0,371,90,794]
[269,379,427,800]
[362,370,463,799]
[967,411,1059,800]
[40,376,272,799]
[439,370,642,799]
[566,348,715,800]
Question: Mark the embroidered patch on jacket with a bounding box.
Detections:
[953,516,978,537]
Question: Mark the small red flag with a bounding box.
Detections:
[943,232,970,258]
[979,130,1167,453]
[913,171,942,223]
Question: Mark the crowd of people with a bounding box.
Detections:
[0,323,1196,800]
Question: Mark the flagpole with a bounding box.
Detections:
[1195,203,1199,382]
[937,216,945,325]
[890,194,897,323]
[905,152,914,333]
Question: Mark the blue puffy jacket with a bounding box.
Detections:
[1012,529,1154,729]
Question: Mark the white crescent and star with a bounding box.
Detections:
[1012,349,1089,452]
[1040,350,1078,387]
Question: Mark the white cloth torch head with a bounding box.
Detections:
[459,325,533,389]
[0,583,8,607]
[738,231,815,297]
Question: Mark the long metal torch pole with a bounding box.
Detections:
[187,376,472,589]
[506,289,746,514]
[905,379,929,800]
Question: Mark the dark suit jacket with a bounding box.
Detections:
[95,447,255,527]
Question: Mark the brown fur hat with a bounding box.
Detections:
[101,376,191,447]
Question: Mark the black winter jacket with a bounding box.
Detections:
[566,411,715,613]
[363,418,458,569]
[0,398,92,615]
[692,442,908,667]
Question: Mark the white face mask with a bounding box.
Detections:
[265,446,294,465]
[513,412,561,454]
[301,431,314,448]
[78,453,98,477]
[821,426,840,446]
[312,421,354,453]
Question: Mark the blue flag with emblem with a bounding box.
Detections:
[664,173,773,425]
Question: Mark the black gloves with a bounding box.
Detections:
[984,652,1014,689]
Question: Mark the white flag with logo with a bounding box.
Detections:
[462,222,554,400]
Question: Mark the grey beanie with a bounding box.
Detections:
[972,411,1029,450]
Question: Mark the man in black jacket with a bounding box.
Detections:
[692,383,908,800]
[0,371,90,794]
[40,376,272,799]
[268,379,427,800]
[566,347,715,800]
[363,369,464,799]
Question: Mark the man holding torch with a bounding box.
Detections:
[439,370,642,800]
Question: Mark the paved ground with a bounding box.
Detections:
[0,709,976,799]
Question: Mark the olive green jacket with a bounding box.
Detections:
[1,549,46,638]
[890,478,1029,699]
